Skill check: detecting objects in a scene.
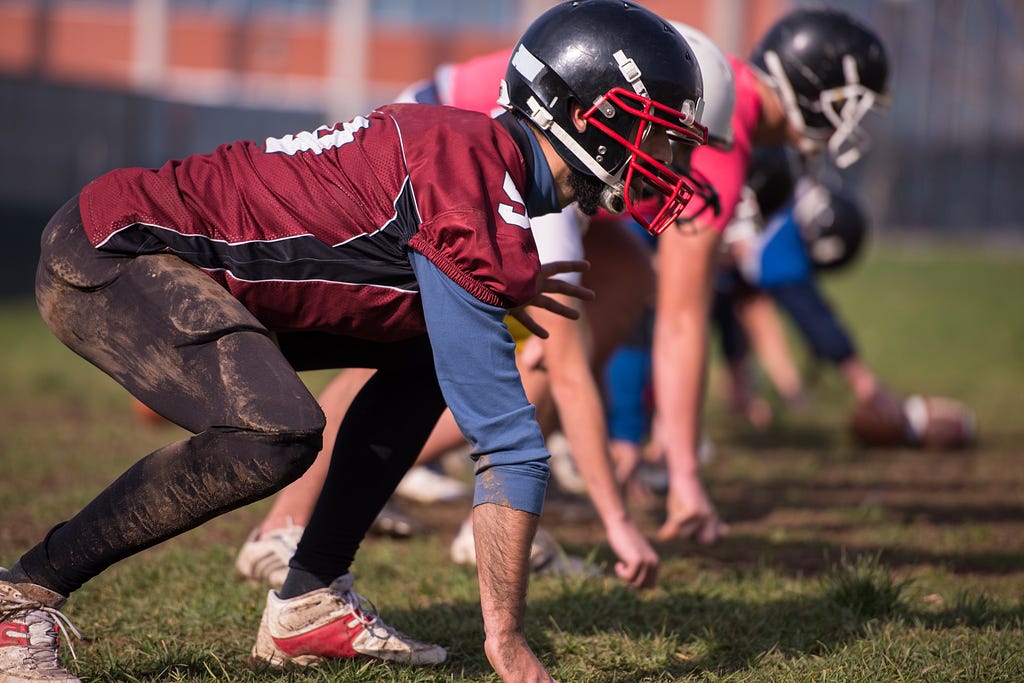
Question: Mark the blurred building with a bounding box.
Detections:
[0,0,1021,294]
[0,1,785,114]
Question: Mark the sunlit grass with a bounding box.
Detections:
[1,242,1023,681]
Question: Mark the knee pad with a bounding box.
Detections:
[202,426,323,497]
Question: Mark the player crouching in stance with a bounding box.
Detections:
[0,2,709,681]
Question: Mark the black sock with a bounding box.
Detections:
[278,567,332,599]
[0,562,32,585]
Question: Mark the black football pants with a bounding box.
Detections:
[23,196,444,596]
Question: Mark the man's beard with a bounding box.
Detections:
[567,169,611,216]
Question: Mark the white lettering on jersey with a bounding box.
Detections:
[264,116,371,155]
[497,172,531,230]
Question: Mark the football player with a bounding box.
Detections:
[651,7,890,543]
[235,20,739,592]
[714,147,882,426]
[0,2,708,681]
[720,146,974,450]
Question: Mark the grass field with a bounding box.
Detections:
[1,241,1023,682]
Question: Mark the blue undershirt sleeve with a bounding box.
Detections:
[409,250,549,515]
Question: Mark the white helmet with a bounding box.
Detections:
[672,22,736,150]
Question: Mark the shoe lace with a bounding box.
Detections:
[328,577,397,638]
[341,589,386,629]
[1,594,82,667]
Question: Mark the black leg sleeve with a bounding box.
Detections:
[23,197,326,596]
[291,359,446,581]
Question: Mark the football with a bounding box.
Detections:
[903,394,977,450]
[849,392,910,447]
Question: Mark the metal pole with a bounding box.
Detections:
[326,0,369,125]
[133,0,168,92]
[707,0,745,56]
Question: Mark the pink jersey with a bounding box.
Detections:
[424,49,763,236]
[79,104,539,341]
[437,48,514,116]
[418,47,759,237]
[684,55,763,233]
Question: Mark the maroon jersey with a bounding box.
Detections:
[79,104,539,341]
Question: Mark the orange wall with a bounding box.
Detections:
[0,3,134,85]
[371,28,516,85]
[0,3,36,72]
[47,5,133,83]
[0,2,790,93]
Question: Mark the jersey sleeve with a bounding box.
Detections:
[393,105,541,309]
[410,251,550,515]
[682,56,763,232]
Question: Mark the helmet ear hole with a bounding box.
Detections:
[567,99,588,133]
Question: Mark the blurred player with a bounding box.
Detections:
[714,145,887,425]
[721,147,975,449]
[0,2,709,681]
[650,7,890,543]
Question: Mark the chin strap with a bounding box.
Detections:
[502,44,630,204]
[500,76,627,201]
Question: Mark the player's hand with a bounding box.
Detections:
[610,439,643,486]
[510,260,593,339]
[606,518,660,589]
[484,631,559,683]
[656,474,728,545]
[517,335,546,372]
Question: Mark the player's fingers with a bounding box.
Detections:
[634,560,659,590]
[509,308,549,339]
[655,514,684,540]
[655,515,702,542]
[694,518,729,545]
[529,294,582,320]
[539,278,595,301]
[614,559,645,589]
[538,259,590,277]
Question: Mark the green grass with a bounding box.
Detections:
[1,241,1023,682]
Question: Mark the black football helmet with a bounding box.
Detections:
[746,144,801,219]
[499,0,709,235]
[751,7,889,168]
[792,181,869,271]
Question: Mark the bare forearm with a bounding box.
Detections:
[473,503,553,681]
[539,304,659,588]
[653,228,720,479]
[542,312,630,527]
[652,309,707,477]
[651,226,728,544]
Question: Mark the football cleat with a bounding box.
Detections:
[367,503,423,539]
[0,575,81,683]
[393,466,469,504]
[251,573,446,667]
[450,519,602,578]
[235,522,304,588]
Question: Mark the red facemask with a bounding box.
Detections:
[583,88,708,235]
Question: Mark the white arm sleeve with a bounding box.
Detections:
[530,205,586,285]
